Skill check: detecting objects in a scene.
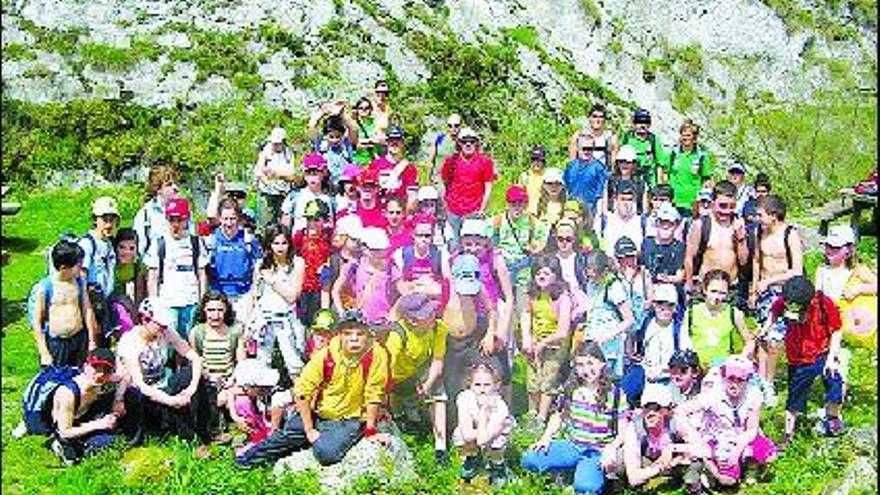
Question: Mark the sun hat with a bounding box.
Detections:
[506,185,528,204]
[138,297,172,327]
[361,227,389,250]
[92,196,120,217]
[334,214,363,240]
[641,382,673,408]
[721,354,755,380]
[397,293,442,321]
[616,145,637,162]
[823,225,856,247]
[164,197,191,219]
[234,359,280,388]
[452,254,481,296]
[269,127,286,144]
[655,202,681,223]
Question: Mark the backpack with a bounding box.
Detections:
[628,308,685,359]
[192,323,242,356]
[400,245,442,280]
[27,276,87,332]
[599,212,648,246]
[687,302,737,354]
[756,224,799,276]
[208,229,258,292]
[621,131,660,178]
[667,146,707,180]
[156,235,203,287]
[693,216,712,277]
[21,365,81,435]
[315,331,398,405]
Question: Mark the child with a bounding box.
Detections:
[550,219,590,321]
[521,340,628,495]
[668,350,702,405]
[229,358,280,454]
[384,196,413,257]
[304,308,338,360]
[614,237,649,331]
[453,363,515,487]
[642,203,685,300]
[280,153,334,233]
[533,168,567,252]
[291,199,333,326]
[521,255,574,424]
[110,228,147,338]
[332,227,392,324]
[32,240,99,367]
[79,196,120,342]
[307,100,358,183]
[688,269,755,368]
[518,145,546,216]
[328,216,362,312]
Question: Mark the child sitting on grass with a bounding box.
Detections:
[230,359,281,456]
[453,363,515,487]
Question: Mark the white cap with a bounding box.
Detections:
[417,186,439,202]
[655,202,681,223]
[138,297,172,327]
[335,215,363,240]
[460,218,490,238]
[542,167,564,184]
[641,383,674,408]
[617,144,637,162]
[92,196,120,217]
[361,227,389,250]
[234,359,280,388]
[458,127,479,141]
[823,225,856,247]
[269,127,286,144]
[728,161,748,174]
[653,284,678,305]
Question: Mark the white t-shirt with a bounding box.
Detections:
[595,213,646,259]
[78,232,117,295]
[257,145,293,196]
[144,234,209,308]
[453,389,514,449]
[117,327,171,387]
[642,316,692,381]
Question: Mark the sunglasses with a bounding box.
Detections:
[448,123,461,128]
[461,140,478,146]
[716,201,736,210]
[357,105,372,111]
[556,236,575,243]
[590,113,605,119]
[643,402,669,412]
[414,232,433,239]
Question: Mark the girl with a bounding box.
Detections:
[110,227,147,338]
[189,291,247,441]
[580,251,635,379]
[521,255,574,424]
[521,340,628,495]
[335,165,361,217]
[453,363,515,487]
[327,215,362,312]
[414,186,447,246]
[549,219,590,322]
[688,270,755,368]
[332,227,392,324]
[613,236,649,331]
[384,196,413,257]
[247,224,306,386]
[351,96,382,166]
[229,358,280,455]
[534,168,568,252]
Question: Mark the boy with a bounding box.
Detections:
[33,240,99,367]
[235,319,390,467]
[387,293,449,463]
[146,197,208,340]
[79,196,120,342]
[254,127,296,225]
[205,198,262,323]
[594,180,647,259]
[642,203,685,298]
[769,276,844,447]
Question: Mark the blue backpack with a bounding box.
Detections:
[208,229,259,295]
[22,365,82,435]
[27,276,87,332]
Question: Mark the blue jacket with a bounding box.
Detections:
[209,228,262,297]
[564,158,608,207]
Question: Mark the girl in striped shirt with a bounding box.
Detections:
[521,340,629,494]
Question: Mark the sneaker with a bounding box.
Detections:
[50,438,78,466]
[762,380,777,407]
[488,461,509,488]
[824,416,846,437]
[11,420,27,439]
[684,460,704,494]
[435,449,450,466]
[459,455,481,482]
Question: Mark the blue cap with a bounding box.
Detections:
[633,108,651,124]
[452,254,481,295]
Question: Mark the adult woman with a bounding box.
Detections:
[351,96,383,166]
[132,164,180,258]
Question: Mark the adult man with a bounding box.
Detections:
[235,319,390,467]
[427,113,463,184]
[564,134,609,218]
[133,164,180,258]
[79,196,120,342]
[440,128,496,247]
[684,181,749,299]
[620,108,666,186]
[594,180,647,259]
[567,103,618,168]
[20,348,123,465]
[727,161,755,217]
[205,198,262,322]
[661,120,713,216]
[254,127,296,225]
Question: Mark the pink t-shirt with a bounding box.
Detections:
[441,153,496,216]
[354,260,392,324]
[356,203,389,229]
[387,225,413,257]
[368,155,418,200]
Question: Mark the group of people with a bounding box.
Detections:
[17,80,878,494]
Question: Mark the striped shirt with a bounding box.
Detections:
[556,380,625,450]
[196,325,237,383]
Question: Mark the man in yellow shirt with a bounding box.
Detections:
[235,319,389,467]
[387,293,449,463]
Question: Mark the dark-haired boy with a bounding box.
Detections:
[33,241,99,367]
[308,100,359,183]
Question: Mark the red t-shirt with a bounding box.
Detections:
[440,152,496,216]
[773,293,842,365]
[368,155,418,200]
[291,230,332,293]
[355,203,389,229]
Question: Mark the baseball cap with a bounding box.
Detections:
[164,196,191,219]
[728,161,748,175]
[721,355,755,380]
[616,145,637,162]
[397,293,442,321]
[458,127,479,141]
[655,202,681,223]
[506,185,528,204]
[823,225,856,247]
[138,297,172,327]
[92,196,120,217]
[668,349,701,370]
[653,284,678,305]
[357,167,380,187]
[633,108,651,124]
[542,167,564,184]
[269,127,286,144]
[563,199,584,215]
[417,186,439,201]
[361,227,389,250]
[386,125,405,140]
[452,254,481,295]
[335,214,363,240]
[85,348,116,371]
[531,145,546,161]
[312,309,337,332]
[650,183,674,200]
[641,383,673,408]
[374,80,390,93]
[340,164,362,183]
[225,181,247,195]
[302,153,328,171]
[613,236,638,258]
[616,179,635,196]
[697,188,714,202]
[460,218,489,238]
[234,359,280,388]
[303,199,330,219]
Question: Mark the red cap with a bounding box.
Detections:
[506,185,528,204]
[302,153,327,171]
[196,220,214,237]
[357,167,380,186]
[165,196,191,219]
[411,212,437,227]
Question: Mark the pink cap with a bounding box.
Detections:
[722,355,755,380]
[411,212,437,227]
[164,196,191,219]
[302,153,327,171]
[506,185,528,203]
[341,164,362,182]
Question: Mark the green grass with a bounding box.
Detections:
[2,188,877,494]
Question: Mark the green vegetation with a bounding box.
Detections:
[760,0,869,42]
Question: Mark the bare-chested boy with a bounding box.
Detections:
[684,181,749,300]
[752,194,803,405]
[33,240,100,367]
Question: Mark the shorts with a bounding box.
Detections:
[452,416,513,450]
[710,432,776,480]
[47,330,88,367]
[527,344,570,395]
[756,285,786,343]
[785,353,844,413]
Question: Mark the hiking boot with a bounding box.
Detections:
[50,438,79,466]
[459,455,481,482]
[488,461,509,488]
[435,449,450,466]
[684,460,704,494]
[824,416,846,437]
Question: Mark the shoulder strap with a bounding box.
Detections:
[194,325,205,355]
[600,212,607,237]
[728,304,736,354]
[141,208,152,255]
[610,385,621,436]
[784,225,795,270]
[191,235,201,271]
[673,314,682,352]
[157,236,167,287]
[505,212,526,251]
[694,217,711,275]
[84,233,98,275]
[401,245,414,273]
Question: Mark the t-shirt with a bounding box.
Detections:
[355,203,389,229]
[79,232,117,295]
[641,238,685,280]
[291,230,332,293]
[642,316,692,381]
[774,294,842,365]
[531,293,572,341]
[281,189,334,232]
[455,389,513,440]
[621,131,667,185]
[689,303,740,367]
[117,327,171,387]
[696,383,762,453]
[313,137,354,183]
[144,234,209,308]
[256,144,294,196]
[113,260,144,299]
[555,378,626,450]
[133,199,169,258]
[368,155,418,200]
[440,153,496,216]
[192,323,239,383]
[386,320,448,384]
[353,118,380,166]
[564,158,608,208]
[663,145,713,210]
[386,226,414,257]
[594,212,646,259]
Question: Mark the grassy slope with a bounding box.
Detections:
[1,187,876,494]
